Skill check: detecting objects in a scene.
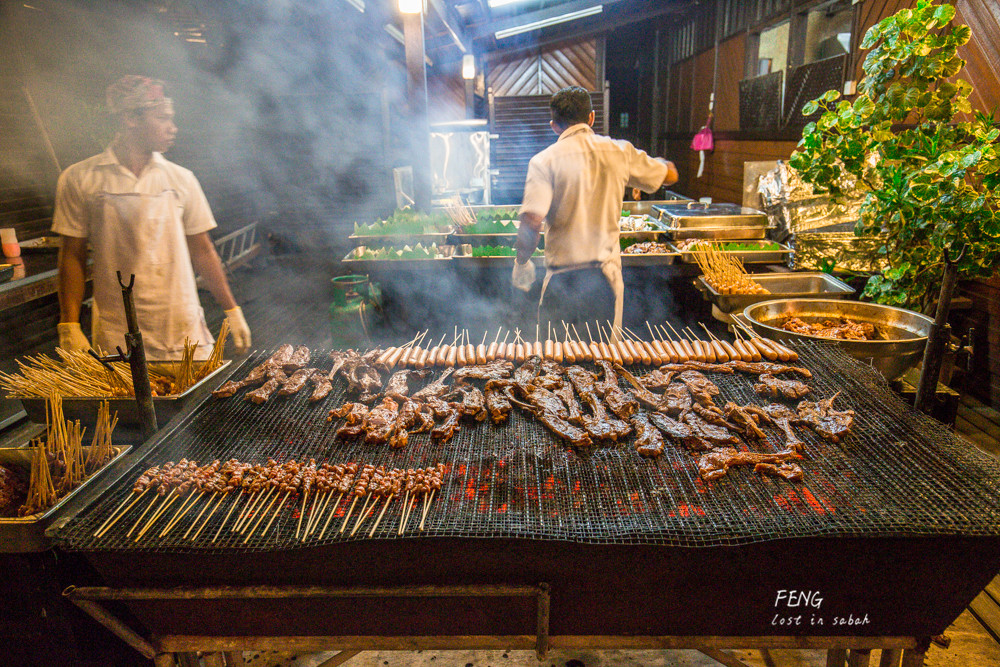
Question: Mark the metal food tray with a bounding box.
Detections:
[0,445,130,552]
[452,249,544,266]
[694,272,855,314]
[19,360,232,429]
[668,226,769,240]
[670,240,792,264]
[450,232,518,244]
[348,230,454,245]
[653,202,768,229]
[620,251,679,266]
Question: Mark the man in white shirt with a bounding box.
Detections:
[53,75,251,360]
[514,86,678,331]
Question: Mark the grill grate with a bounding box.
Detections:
[53,342,1000,554]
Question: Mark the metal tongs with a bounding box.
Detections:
[88,272,158,440]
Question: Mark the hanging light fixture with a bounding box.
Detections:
[398,0,422,14]
[462,54,476,80]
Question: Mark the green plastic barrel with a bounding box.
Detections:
[330,275,380,349]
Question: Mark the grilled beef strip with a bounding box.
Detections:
[662,383,693,418]
[484,380,512,423]
[552,382,585,425]
[614,363,668,411]
[458,385,488,422]
[754,461,805,482]
[282,345,311,373]
[725,360,812,378]
[348,363,383,396]
[384,369,430,400]
[245,368,287,404]
[390,398,425,448]
[411,368,455,400]
[723,402,768,440]
[532,409,592,448]
[329,401,368,423]
[213,344,295,397]
[754,374,811,400]
[648,412,712,451]
[631,412,665,458]
[362,397,399,444]
[678,370,720,408]
[277,368,318,396]
[697,448,799,481]
[453,360,514,382]
[632,368,676,390]
[795,393,855,443]
[691,403,739,431]
[761,403,806,453]
[565,366,632,441]
[513,356,542,385]
[308,372,333,402]
[658,361,735,374]
[681,411,741,446]
[430,403,463,442]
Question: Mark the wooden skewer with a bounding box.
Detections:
[243,489,284,543]
[420,490,436,531]
[259,490,292,539]
[340,495,361,534]
[598,324,622,364]
[496,330,510,362]
[126,492,164,538]
[426,333,448,368]
[318,493,345,540]
[654,324,682,363]
[398,490,411,535]
[350,493,378,536]
[464,329,476,367]
[295,489,310,539]
[305,491,330,538]
[94,489,145,538]
[486,327,502,362]
[184,492,218,540]
[160,490,205,538]
[402,493,418,534]
[368,493,395,537]
[136,490,180,541]
[684,326,716,363]
[302,490,323,538]
[213,493,245,542]
[623,325,656,365]
[476,331,488,365]
[235,488,270,533]
[665,322,698,362]
[190,492,228,541]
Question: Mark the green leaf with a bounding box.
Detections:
[822,89,841,103]
[933,4,956,25]
[952,24,971,45]
[802,100,819,116]
[861,24,882,49]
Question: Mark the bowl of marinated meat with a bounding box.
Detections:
[740,299,934,380]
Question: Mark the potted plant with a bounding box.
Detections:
[788,0,1000,410]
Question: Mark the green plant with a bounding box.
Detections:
[789,1,1000,313]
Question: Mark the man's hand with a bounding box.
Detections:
[57,322,90,352]
[225,306,252,354]
[512,259,536,292]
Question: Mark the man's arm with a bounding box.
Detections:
[657,157,679,188]
[58,236,88,323]
[515,212,544,264]
[186,232,238,310]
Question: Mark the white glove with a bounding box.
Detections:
[57,322,91,352]
[225,306,252,354]
[511,259,536,292]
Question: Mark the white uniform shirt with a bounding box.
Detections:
[519,124,668,269]
[52,147,217,360]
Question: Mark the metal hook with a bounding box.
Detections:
[116,271,135,290]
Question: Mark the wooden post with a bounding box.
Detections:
[878,648,902,667]
[915,259,959,413]
[826,648,847,667]
[402,7,431,211]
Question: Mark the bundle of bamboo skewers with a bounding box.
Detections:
[19,394,118,516]
[439,197,475,227]
[691,243,769,295]
[0,320,230,399]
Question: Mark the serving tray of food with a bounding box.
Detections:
[694,272,856,314]
[452,244,544,266]
[341,244,455,271]
[671,239,792,264]
[620,240,679,265]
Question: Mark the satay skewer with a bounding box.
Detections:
[295,488,310,539]
[244,489,284,543]
[401,493,418,534]
[234,487,270,532]
[303,489,326,537]
[136,490,180,541]
[259,490,292,539]
[127,492,165,537]
[213,494,245,542]
[351,493,379,536]
[317,493,345,540]
[398,489,411,535]
[184,492,219,540]
[160,490,205,538]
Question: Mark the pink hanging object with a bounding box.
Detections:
[690,112,714,178]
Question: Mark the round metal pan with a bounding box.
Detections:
[740,299,934,380]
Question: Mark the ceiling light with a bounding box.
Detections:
[398,0,422,14]
[494,5,603,40]
[344,0,364,12]
[488,0,529,7]
[462,54,475,80]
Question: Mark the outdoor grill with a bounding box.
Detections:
[51,342,1000,658]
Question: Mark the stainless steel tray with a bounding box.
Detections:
[0,445,130,552]
[654,202,768,229]
[18,360,232,428]
[668,226,769,240]
[670,240,792,264]
[451,232,518,244]
[349,230,454,245]
[622,198,691,216]
[621,252,679,266]
[694,272,855,314]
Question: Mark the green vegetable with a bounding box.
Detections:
[354,209,452,237]
[353,243,442,261]
[469,245,542,257]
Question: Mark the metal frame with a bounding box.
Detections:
[63,582,929,667]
